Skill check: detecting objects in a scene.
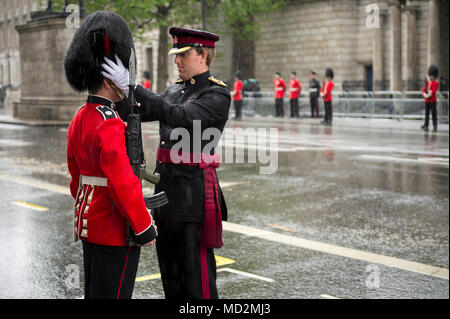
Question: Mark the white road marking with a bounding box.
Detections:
[1,173,448,281]
[0,173,70,195]
[358,154,449,166]
[217,267,275,283]
[320,294,341,299]
[266,223,297,233]
[222,222,449,280]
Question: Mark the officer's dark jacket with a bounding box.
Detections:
[309,79,321,98]
[116,70,231,223]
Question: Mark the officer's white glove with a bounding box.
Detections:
[101,55,129,95]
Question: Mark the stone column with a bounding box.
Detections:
[427,0,440,66]
[373,7,387,91]
[404,1,419,90]
[389,0,402,92]
[13,12,84,121]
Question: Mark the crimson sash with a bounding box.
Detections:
[156,148,223,249]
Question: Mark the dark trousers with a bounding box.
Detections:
[310,96,319,118]
[82,241,140,299]
[275,98,284,117]
[234,100,243,119]
[424,102,438,129]
[290,98,299,118]
[324,101,333,124]
[156,221,218,299]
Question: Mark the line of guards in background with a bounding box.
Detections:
[232,68,335,125]
[232,65,442,132]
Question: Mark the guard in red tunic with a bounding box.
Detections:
[289,72,301,118]
[274,72,286,117]
[142,70,152,90]
[102,27,230,299]
[64,11,157,299]
[421,65,440,132]
[232,71,244,120]
[320,68,335,125]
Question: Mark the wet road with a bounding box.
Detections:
[0,117,448,299]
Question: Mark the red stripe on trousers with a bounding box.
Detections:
[116,247,130,299]
[200,245,210,299]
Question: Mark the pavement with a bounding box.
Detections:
[1,106,448,133]
[0,105,448,300]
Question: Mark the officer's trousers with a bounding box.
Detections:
[82,241,141,299]
[424,102,438,129]
[156,221,218,299]
[310,96,319,118]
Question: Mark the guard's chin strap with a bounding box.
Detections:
[109,80,125,100]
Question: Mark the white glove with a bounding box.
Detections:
[101,55,129,95]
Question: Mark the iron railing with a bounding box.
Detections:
[239,91,449,123]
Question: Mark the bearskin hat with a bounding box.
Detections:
[64,11,134,93]
[428,65,439,78]
[325,68,334,79]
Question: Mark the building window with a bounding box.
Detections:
[365,65,373,91]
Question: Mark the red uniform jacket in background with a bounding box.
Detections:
[274,78,286,99]
[233,80,243,101]
[142,80,151,90]
[289,79,301,99]
[422,80,439,103]
[67,95,152,246]
[321,81,334,102]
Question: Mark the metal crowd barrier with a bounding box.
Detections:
[239,90,449,123]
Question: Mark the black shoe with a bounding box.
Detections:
[421,125,429,132]
[432,127,437,133]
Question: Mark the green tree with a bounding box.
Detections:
[52,0,288,87]
[53,0,205,92]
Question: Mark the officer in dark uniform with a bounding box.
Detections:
[309,71,320,118]
[64,11,157,299]
[102,27,231,299]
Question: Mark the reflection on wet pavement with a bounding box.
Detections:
[0,120,448,299]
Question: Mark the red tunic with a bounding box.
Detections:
[142,80,151,90]
[233,80,243,101]
[422,80,439,103]
[289,79,301,99]
[322,81,334,102]
[274,78,286,99]
[67,95,152,246]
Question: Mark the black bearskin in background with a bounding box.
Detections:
[325,67,334,79]
[428,65,439,78]
[64,11,134,93]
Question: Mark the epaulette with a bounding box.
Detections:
[175,79,184,84]
[96,105,118,120]
[208,76,227,87]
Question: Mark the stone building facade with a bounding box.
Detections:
[0,0,42,104]
[250,0,449,91]
[1,0,448,114]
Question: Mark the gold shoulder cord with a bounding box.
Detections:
[208,76,227,87]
